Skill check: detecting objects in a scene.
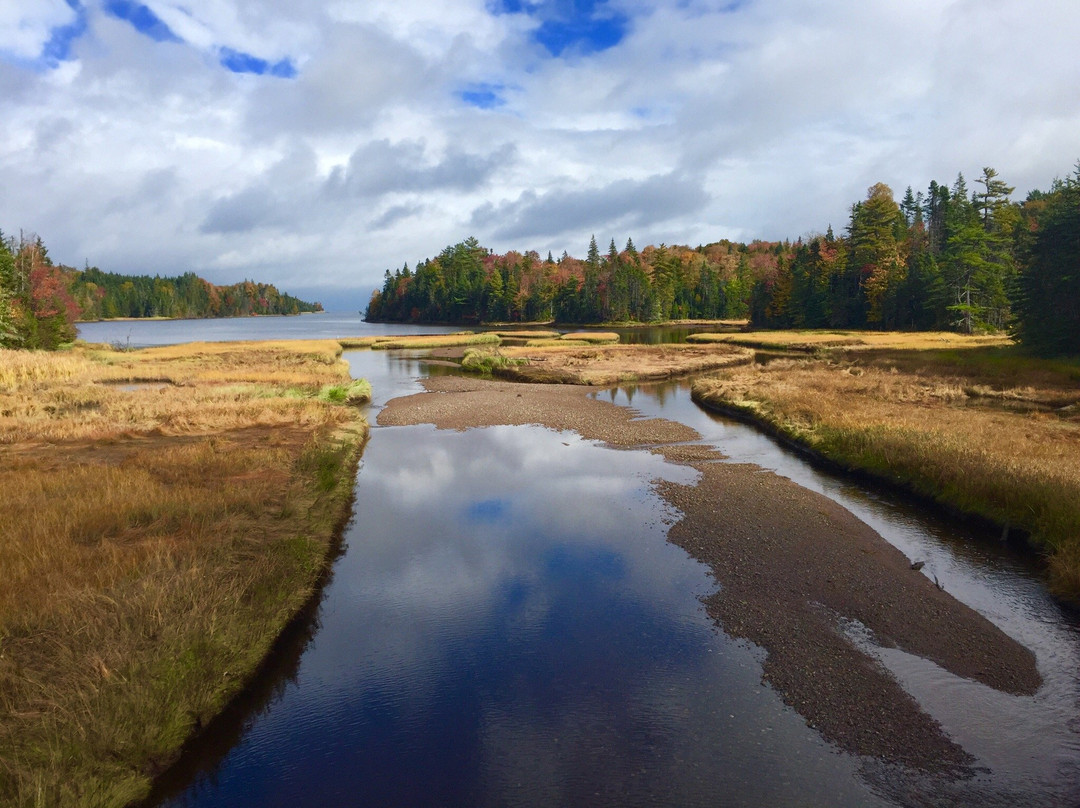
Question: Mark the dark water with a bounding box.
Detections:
[151,350,891,808]
[114,319,1080,807]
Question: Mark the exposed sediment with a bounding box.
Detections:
[379,374,1042,772]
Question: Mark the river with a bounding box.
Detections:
[78,315,1080,807]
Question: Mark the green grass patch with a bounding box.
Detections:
[460,348,528,375]
[318,379,372,405]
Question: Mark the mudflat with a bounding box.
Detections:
[379,374,1041,772]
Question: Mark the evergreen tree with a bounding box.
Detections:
[1016,166,1080,355]
[847,183,905,326]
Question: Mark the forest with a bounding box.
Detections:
[366,164,1080,356]
[0,232,322,350]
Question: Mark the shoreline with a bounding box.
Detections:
[688,351,1080,602]
[690,389,1040,549]
[135,430,366,806]
[76,310,324,324]
[0,341,369,807]
[378,374,1041,773]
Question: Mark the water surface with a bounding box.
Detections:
[76,312,461,347]
[120,321,1080,807]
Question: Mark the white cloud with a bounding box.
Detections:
[0,1,77,61]
[1,0,1078,307]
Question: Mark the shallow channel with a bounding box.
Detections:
[149,349,1080,808]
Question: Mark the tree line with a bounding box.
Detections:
[366,236,771,326]
[0,231,322,350]
[366,163,1079,356]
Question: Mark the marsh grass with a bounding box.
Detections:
[368,333,499,350]
[496,343,753,385]
[687,329,1011,353]
[691,348,1080,598]
[558,331,621,345]
[0,342,368,807]
[459,347,527,375]
[484,329,560,339]
[524,338,594,347]
[318,379,372,404]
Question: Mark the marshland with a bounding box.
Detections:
[0,338,368,806]
[3,315,1070,808]
[7,2,1080,804]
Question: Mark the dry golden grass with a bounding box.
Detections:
[0,341,359,445]
[687,329,1011,352]
[495,343,753,385]
[558,331,621,344]
[0,342,368,807]
[523,338,594,347]
[368,332,500,350]
[692,349,1080,598]
[484,329,561,339]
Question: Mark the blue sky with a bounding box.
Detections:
[1,0,1079,309]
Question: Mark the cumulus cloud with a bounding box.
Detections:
[0,0,1078,306]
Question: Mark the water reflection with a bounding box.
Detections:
[160,415,885,808]
[151,347,1080,808]
[601,378,1080,804]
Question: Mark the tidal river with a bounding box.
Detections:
[83,317,1079,807]
[132,343,1080,808]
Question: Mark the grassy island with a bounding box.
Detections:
[0,340,369,807]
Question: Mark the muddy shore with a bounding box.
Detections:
[379,375,1042,773]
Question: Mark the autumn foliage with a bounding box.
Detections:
[0,229,323,351]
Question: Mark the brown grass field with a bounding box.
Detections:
[338,332,500,351]
[489,343,754,385]
[0,341,369,807]
[686,328,1011,352]
[690,334,1080,599]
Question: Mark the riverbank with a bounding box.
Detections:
[378,374,1041,772]
[0,341,368,807]
[687,338,1080,600]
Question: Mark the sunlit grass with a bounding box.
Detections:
[484,329,560,339]
[460,347,528,375]
[494,343,753,385]
[687,329,1011,352]
[0,342,368,806]
[558,331,621,344]
[368,332,500,350]
[524,338,594,347]
[692,351,1080,599]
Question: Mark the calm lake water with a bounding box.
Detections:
[117,315,1080,807]
[76,312,462,347]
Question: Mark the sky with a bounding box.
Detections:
[1,1,1078,311]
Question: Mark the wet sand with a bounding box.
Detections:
[378,375,1042,772]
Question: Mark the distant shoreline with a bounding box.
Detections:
[75,310,323,324]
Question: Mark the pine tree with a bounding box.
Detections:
[848,183,905,326]
[1017,165,1080,355]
